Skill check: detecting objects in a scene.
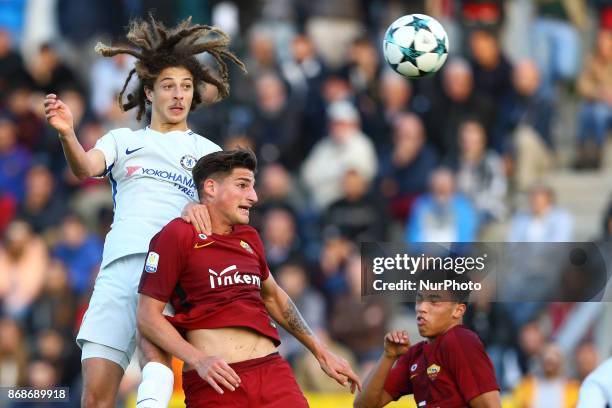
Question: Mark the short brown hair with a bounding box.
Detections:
[192,149,257,199]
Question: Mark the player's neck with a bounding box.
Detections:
[149,117,189,133]
[427,322,460,343]
[207,209,234,235]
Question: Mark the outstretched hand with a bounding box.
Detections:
[317,348,362,393]
[182,202,212,235]
[43,94,74,135]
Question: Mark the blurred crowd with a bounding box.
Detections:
[1,0,612,406]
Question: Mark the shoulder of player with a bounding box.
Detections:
[160,218,197,240]
[232,225,265,253]
[191,133,221,153]
[441,325,484,350]
[107,127,140,138]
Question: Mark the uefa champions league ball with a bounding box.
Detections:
[383,14,449,78]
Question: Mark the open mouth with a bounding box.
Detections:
[238,205,250,216]
[416,316,426,326]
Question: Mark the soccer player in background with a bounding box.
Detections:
[137,149,362,407]
[354,273,501,408]
[43,16,246,408]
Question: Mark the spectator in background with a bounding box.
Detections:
[0,220,48,319]
[27,42,80,95]
[301,100,377,211]
[575,28,612,170]
[378,112,438,222]
[5,86,45,152]
[516,321,547,377]
[276,262,326,364]
[252,162,306,218]
[452,120,507,225]
[345,37,382,135]
[314,235,354,301]
[0,29,31,98]
[427,58,494,157]
[343,36,380,97]
[0,192,16,234]
[406,167,478,242]
[251,73,302,169]
[513,343,579,408]
[26,260,78,338]
[469,28,513,135]
[281,34,327,104]
[532,0,588,94]
[304,0,365,69]
[89,48,135,119]
[329,253,389,370]
[233,25,279,104]
[0,112,31,203]
[508,185,573,242]
[459,0,505,54]
[323,169,387,243]
[497,60,554,191]
[17,164,65,234]
[52,213,103,296]
[365,71,414,152]
[33,328,81,390]
[574,341,600,382]
[0,318,28,387]
[261,206,304,273]
[280,33,328,155]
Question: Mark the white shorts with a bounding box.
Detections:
[77,253,146,370]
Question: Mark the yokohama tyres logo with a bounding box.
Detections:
[209,265,261,289]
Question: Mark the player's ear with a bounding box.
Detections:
[144,86,153,104]
[453,302,467,319]
[203,178,216,197]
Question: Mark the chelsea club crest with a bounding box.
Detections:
[180,155,197,171]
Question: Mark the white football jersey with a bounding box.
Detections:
[577,357,612,408]
[93,126,221,267]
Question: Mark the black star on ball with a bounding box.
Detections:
[406,16,432,32]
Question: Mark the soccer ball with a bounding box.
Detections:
[383,14,449,78]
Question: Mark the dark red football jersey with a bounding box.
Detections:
[383,325,498,407]
[138,218,280,345]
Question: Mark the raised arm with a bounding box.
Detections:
[261,274,361,392]
[354,331,410,408]
[137,295,240,394]
[44,94,106,179]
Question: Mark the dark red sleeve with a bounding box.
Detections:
[445,328,499,402]
[138,219,191,302]
[383,353,414,400]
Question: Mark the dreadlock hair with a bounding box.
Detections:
[94,15,246,120]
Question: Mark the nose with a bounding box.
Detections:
[248,187,258,204]
[173,87,184,100]
[415,301,429,314]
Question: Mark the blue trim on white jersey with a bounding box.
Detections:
[108,164,117,209]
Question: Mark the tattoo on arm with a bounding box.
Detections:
[282,298,313,336]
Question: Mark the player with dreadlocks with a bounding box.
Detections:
[43,16,246,407]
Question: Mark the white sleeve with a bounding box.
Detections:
[576,379,608,408]
[93,131,118,177]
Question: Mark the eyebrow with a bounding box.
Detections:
[236,177,254,183]
[160,77,193,82]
